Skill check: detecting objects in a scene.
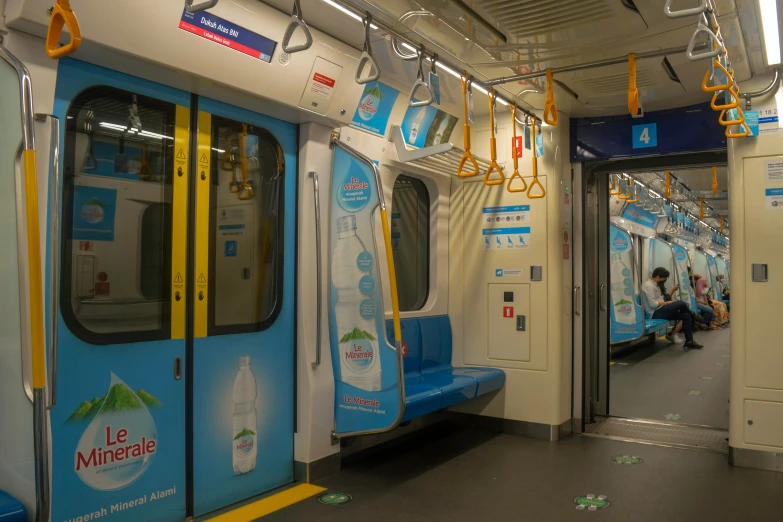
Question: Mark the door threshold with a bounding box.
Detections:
[583,416,729,454]
[194,482,326,521]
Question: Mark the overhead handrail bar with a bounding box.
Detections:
[282,0,313,54]
[409,44,433,107]
[185,0,218,13]
[457,75,480,177]
[46,0,82,59]
[484,44,706,86]
[391,10,430,61]
[0,42,50,522]
[628,54,640,116]
[543,68,558,126]
[664,0,707,18]
[309,171,322,368]
[330,136,405,439]
[484,89,505,186]
[527,116,545,199]
[507,104,527,193]
[356,12,380,84]
[742,68,781,110]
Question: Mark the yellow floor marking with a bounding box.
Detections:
[206,483,327,521]
[609,361,616,366]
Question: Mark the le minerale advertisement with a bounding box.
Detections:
[329,146,401,434]
[609,225,644,343]
[350,81,401,137]
[400,104,459,148]
[672,242,697,310]
[621,201,658,230]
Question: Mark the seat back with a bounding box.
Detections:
[386,317,422,376]
[419,315,453,373]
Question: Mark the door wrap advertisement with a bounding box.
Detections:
[609,224,644,343]
[329,146,401,434]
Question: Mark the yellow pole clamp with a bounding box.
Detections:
[628,54,640,116]
[484,89,505,186]
[527,117,545,199]
[507,104,527,193]
[543,68,558,126]
[46,0,82,59]
[458,74,480,177]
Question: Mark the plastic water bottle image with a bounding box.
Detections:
[232,356,257,475]
[332,215,382,391]
[610,252,636,325]
[409,108,427,143]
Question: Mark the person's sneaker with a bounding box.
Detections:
[665,333,678,344]
[675,334,686,343]
[684,341,703,349]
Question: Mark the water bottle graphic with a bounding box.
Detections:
[610,252,636,325]
[409,108,427,143]
[433,117,450,143]
[333,215,382,391]
[232,356,257,475]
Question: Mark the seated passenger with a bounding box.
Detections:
[689,275,719,330]
[642,267,703,349]
[694,274,729,326]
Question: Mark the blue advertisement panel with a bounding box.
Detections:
[400,104,459,148]
[609,225,644,343]
[570,103,726,161]
[671,242,696,310]
[350,81,400,136]
[72,186,117,241]
[621,201,658,229]
[329,147,401,434]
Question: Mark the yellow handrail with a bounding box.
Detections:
[457,74,480,177]
[484,88,505,186]
[628,54,640,116]
[24,147,45,390]
[712,166,719,195]
[527,117,545,199]
[609,174,622,195]
[543,68,558,126]
[380,207,401,343]
[46,0,82,59]
[507,104,527,193]
[665,170,671,198]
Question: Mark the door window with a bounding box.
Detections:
[61,86,177,343]
[390,175,430,311]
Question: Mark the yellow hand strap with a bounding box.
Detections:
[665,170,671,198]
[702,59,732,93]
[458,74,479,177]
[543,68,558,126]
[484,89,505,186]
[711,85,739,111]
[46,0,82,59]
[609,174,622,195]
[507,104,527,193]
[527,117,545,199]
[628,54,640,116]
[725,120,750,138]
[718,107,744,126]
[712,166,718,195]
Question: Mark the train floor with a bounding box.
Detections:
[258,422,780,522]
[609,327,730,429]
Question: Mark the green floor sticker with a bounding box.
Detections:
[663,413,682,420]
[688,390,703,396]
[574,495,610,511]
[318,493,353,506]
[612,455,642,465]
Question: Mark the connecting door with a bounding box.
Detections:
[49,59,295,522]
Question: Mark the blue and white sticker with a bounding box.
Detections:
[632,123,657,149]
[429,71,441,105]
[765,188,783,210]
[535,134,544,158]
[483,227,530,250]
[495,268,523,277]
[482,205,530,227]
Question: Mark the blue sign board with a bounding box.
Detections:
[179,9,276,62]
[329,147,402,434]
[746,110,759,136]
[350,81,401,137]
[400,104,459,148]
[621,201,658,229]
[609,225,644,343]
[72,186,117,241]
[632,123,657,149]
[224,240,237,257]
[570,103,726,161]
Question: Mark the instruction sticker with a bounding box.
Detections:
[765,188,783,210]
[299,57,343,115]
[482,205,530,227]
[765,160,783,182]
[483,227,530,250]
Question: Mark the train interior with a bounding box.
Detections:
[0,0,782,521]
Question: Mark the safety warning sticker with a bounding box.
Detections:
[765,188,783,210]
[482,205,530,227]
[483,227,530,250]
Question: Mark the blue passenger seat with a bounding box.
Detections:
[0,490,26,522]
[386,316,505,422]
[635,295,672,336]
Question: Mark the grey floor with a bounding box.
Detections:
[261,423,782,521]
[610,327,730,428]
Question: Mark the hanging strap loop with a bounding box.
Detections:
[543,68,558,126]
[718,107,744,126]
[484,89,505,186]
[356,13,380,84]
[711,85,740,111]
[665,170,672,198]
[686,16,723,61]
[507,104,527,193]
[628,54,640,116]
[46,0,82,59]
[409,44,433,107]
[527,117,546,199]
[282,0,313,54]
[712,166,719,195]
[458,74,480,177]
[609,174,622,195]
[701,59,732,92]
[185,0,218,13]
[725,120,750,138]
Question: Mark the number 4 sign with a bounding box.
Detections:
[632,123,657,149]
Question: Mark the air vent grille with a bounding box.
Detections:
[577,67,661,95]
[476,0,613,39]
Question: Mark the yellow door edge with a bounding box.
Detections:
[194,111,211,338]
[171,105,190,340]
[204,483,327,521]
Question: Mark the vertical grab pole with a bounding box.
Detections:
[45,114,61,408]
[309,171,323,368]
[0,43,50,522]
